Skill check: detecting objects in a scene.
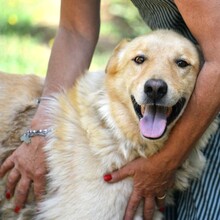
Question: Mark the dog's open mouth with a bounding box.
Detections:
[131,96,186,139]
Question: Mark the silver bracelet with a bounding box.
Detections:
[20,129,52,144]
[37,96,55,104]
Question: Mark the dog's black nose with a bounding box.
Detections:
[144,79,168,101]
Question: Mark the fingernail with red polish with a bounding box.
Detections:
[5,192,11,200]
[159,207,165,213]
[103,174,112,182]
[14,206,21,214]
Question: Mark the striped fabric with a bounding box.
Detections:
[131,0,197,44]
[131,1,220,219]
[166,116,220,220]
[179,117,220,220]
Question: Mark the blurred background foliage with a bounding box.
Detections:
[0,0,150,76]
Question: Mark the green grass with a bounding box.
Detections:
[0,0,58,76]
[0,0,150,76]
[0,34,50,75]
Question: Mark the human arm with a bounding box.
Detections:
[42,0,101,95]
[0,0,100,212]
[105,1,220,219]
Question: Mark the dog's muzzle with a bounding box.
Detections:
[131,89,186,140]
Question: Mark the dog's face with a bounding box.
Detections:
[105,30,201,141]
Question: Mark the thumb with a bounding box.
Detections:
[103,163,134,183]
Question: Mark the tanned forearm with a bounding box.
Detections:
[43,0,101,95]
[42,27,99,94]
[32,0,100,122]
[160,0,220,168]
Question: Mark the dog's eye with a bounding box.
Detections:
[133,55,146,64]
[176,59,190,68]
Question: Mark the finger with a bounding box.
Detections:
[123,191,142,220]
[6,168,21,197]
[143,195,155,220]
[14,177,31,210]
[156,192,166,208]
[0,155,14,177]
[34,174,46,201]
[105,165,135,183]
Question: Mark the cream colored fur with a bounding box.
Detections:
[0,30,219,220]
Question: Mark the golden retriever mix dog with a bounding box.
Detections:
[0,30,218,220]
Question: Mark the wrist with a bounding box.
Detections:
[31,102,51,129]
[157,147,183,171]
[151,148,180,173]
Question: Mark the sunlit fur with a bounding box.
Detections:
[0,30,218,220]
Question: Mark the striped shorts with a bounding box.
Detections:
[131,1,220,219]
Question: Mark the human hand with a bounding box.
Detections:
[0,110,48,213]
[104,155,175,220]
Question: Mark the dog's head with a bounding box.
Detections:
[105,30,201,141]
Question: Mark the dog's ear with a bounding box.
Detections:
[105,39,130,75]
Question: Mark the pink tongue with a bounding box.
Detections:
[139,106,167,139]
